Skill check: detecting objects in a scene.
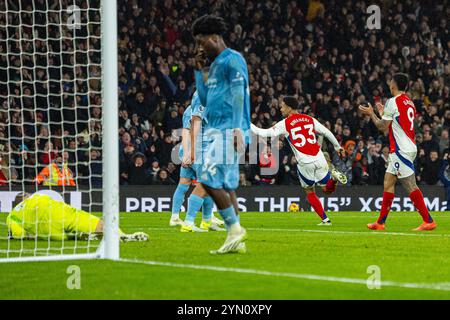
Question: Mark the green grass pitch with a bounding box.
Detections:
[1,211,450,299]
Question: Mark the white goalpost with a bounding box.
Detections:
[101,0,119,260]
[0,0,119,262]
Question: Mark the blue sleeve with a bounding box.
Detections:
[191,108,203,119]
[182,115,191,129]
[194,70,208,107]
[190,92,204,120]
[227,55,246,129]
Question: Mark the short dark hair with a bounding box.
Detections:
[12,192,29,209]
[282,96,299,109]
[393,73,409,91]
[192,14,227,37]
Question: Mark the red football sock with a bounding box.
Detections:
[324,179,337,193]
[307,192,327,220]
[409,189,433,223]
[377,192,395,224]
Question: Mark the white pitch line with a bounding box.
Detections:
[119,258,450,292]
[119,213,450,218]
[248,228,450,238]
[138,226,450,238]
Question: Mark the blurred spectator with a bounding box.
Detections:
[367,144,388,185]
[88,149,102,188]
[141,130,154,149]
[439,129,449,154]
[155,168,176,185]
[418,150,441,185]
[239,172,252,186]
[39,142,58,165]
[119,132,136,165]
[420,130,440,155]
[125,113,151,135]
[166,162,179,182]
[0,153,18,186]
[352,156,370,185]
[149,160,161,182]
[333,141,357,184]
[256,145,277,185]
[166,107,183,132]
[34,152,76,186]
[150,100,167,129]
[126,152,151,185]
[155,134,175,166]
[127,92,152,119]
[439,152,450,210]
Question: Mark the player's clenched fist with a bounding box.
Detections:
[181,152,191,168]
[336,147,346,158]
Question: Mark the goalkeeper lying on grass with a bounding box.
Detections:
[6,192,148,242]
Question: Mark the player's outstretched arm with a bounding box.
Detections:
[250,121,287,138]
[88,219,149,242]
[313,119,344,156]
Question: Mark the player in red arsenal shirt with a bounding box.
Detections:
[251,96,347,225]
[359,73,436,231]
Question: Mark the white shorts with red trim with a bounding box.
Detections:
[386,151,416,178]
[296,154,330,188]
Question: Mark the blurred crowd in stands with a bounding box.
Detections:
[0,0,449,187]
[116,0,450,186]
[0,0,102,186]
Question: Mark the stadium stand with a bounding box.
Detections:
[1,0,448,186]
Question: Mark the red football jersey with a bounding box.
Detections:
[250,112,341,164]
[382,93,417,154]
[284,113,320,156]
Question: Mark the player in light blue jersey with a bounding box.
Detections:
[169,104,194,226]
[170,91,224,232]
[192,14,250,254]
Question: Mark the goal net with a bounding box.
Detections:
[0,0,119,262]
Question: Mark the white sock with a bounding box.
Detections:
[171,213,179,219]
[229,222,241,233]
[184,220,194,227]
